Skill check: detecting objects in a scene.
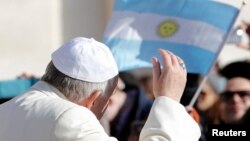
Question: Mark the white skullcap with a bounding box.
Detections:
[51,37,118,82]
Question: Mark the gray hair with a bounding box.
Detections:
[41,61,116,102]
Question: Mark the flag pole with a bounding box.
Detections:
[188,1,247,107]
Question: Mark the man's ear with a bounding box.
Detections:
[83,90,102,109]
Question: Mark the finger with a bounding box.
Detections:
[174,55,186,71]
[158,49,172,69]
[167,51,179,66]
[152,57,161,84]
[176,56,184,64]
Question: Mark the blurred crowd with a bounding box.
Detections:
[103,59,250,141]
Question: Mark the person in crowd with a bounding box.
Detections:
[195,81,221,141]
[0,37,200,141]
[219,77,250,124]
[107,74,153,141]
[196,82,220,125]
[216,60,250,125]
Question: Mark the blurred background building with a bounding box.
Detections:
[0,0,249,80]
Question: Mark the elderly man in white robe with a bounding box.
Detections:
[0,37,200,141]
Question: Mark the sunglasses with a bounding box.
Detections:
[221,91,250,101]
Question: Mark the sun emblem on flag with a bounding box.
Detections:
[158,20,179,38]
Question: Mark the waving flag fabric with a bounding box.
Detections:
[103,0,241,74]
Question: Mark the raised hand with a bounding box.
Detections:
[151,49,187,102]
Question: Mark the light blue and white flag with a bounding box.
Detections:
[103,0,241,74]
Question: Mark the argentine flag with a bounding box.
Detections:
[103,0,241,74]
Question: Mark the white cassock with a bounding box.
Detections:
[0,81,200,141]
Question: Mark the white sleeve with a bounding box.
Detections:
[139,96,201,141]
[53,107,117,141]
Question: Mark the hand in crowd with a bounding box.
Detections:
[151,49,187,102]
[186,106,200,123]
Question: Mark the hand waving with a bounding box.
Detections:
[152,49,187,102]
